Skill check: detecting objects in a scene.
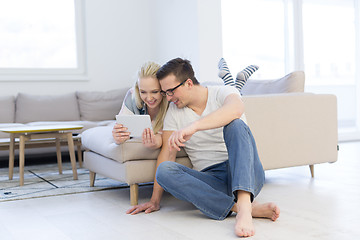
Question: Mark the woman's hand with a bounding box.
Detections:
[142,128,162,149]
[112,123,130,144]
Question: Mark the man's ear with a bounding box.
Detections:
[185,78,194,88]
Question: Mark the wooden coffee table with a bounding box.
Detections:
[0,125,83,186]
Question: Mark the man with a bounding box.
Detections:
[127,58,280,238]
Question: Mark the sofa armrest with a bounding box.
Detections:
[243,93,338,170]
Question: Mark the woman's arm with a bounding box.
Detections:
[113,88,136,144]
[126,130,176,215]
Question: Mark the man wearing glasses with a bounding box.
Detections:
[127,58,280,238]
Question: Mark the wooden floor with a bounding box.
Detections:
[1,141,359,240]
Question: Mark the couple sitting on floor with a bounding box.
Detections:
[112,58,280,238]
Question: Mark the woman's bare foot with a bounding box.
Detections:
[251,201,280,221]
[234,202,255,238]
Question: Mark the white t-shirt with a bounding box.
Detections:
[163,85,246,171]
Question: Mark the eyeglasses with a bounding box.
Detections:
[160,79,187,97]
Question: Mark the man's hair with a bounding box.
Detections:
[156,58,199,85]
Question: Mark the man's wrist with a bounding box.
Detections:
[191,121,200,132]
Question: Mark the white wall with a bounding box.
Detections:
[84,0,156,91]
[0,0,223,96]
[152,0,199,65]
[153,0,223,84]
[196,0,223,84]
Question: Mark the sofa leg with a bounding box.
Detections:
[130,184,139,206]
[89,171,96,187]
[309,165,314,178]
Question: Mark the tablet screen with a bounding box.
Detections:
[115,115,152,138]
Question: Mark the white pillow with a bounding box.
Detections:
[0,96,15,123]
[15,93,80,123]
[76,88,128,121]
[241,71,305,95]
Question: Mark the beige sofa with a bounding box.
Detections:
[81,71,339,205]
[0,88,128,158]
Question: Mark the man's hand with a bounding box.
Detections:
[168,123,197,151]
[126,200,160,215]
[112,123,130,144]
[142,128,162,149]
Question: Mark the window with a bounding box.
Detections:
[302,0,357,131]
[222,0,360,141]
[0,0,86,80]
[221,0,285,79]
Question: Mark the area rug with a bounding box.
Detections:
[0,163,128,202]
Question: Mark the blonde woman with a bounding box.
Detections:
[112,62,168,149]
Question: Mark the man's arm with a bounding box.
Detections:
[126,130,177,214]
[197,93,244,130]
[169,93,244,151]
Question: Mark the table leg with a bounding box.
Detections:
[19,135,26,186]
[76,140,83,168]
[55,137,63,174]
[66,132,78,180]
[8,133,15,180]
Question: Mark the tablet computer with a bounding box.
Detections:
[115,115,152,138]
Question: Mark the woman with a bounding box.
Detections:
[112,62,168,149]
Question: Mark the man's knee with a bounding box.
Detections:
[156,161,178,183]
[223,119,247,135]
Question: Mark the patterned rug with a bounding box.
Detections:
[0,162,128,202]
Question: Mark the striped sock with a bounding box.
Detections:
[218,58,234,86]
[235,65,259,92]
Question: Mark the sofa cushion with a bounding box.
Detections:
[241,71,305,95]
[0,96,15,123]
[15,93,80,123]
[81,126,159,163]
[76,88,128,121]
[81,126,187,163]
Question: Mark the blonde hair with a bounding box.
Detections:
[134,62,168,134]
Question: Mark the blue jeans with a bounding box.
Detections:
[156,119,265,220]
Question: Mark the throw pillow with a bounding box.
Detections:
[241,71,305,95]
[0,96,15,123]
[15,92,80,123]
[76,88,128,121]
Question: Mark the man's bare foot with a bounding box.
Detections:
[251,201,280,221]
[234,202,255,238]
